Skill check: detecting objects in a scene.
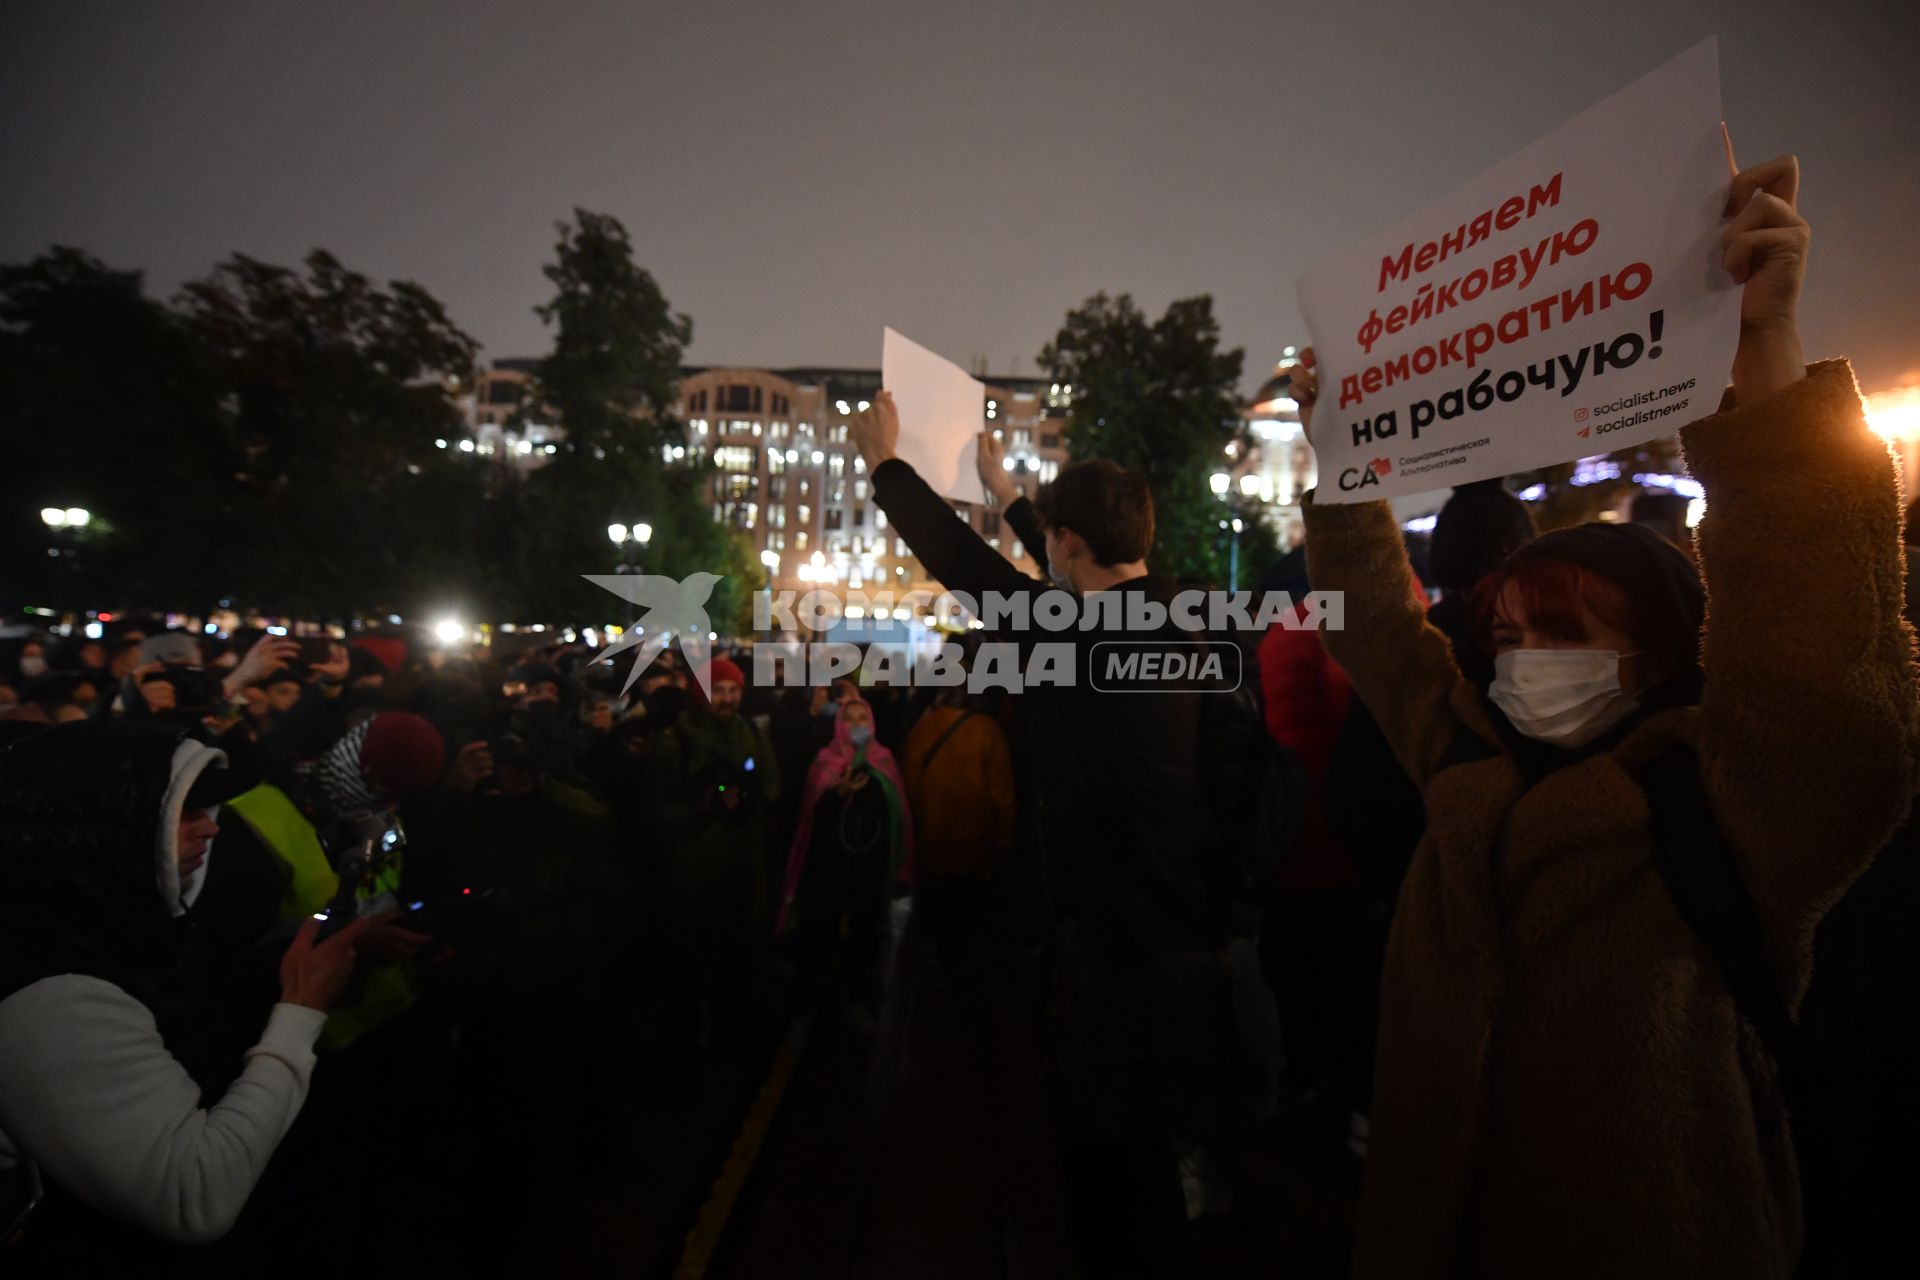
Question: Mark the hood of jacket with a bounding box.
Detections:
[0,719,227,929]
[156,736,227,915]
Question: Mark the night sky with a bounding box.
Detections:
[4,0,1916,394]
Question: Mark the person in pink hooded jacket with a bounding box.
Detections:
[777,695,913,1016]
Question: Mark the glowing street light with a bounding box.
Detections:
[608,523,629,544]
[1866,386,1920,442]
[1209,472,1231,497]
[433,618,467,645]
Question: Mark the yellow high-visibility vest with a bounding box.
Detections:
[225,783,415,1051]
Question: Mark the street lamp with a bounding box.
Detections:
[1209,472,1231,498]
[608,521,653,562]
[41,506,91,607]
[609,519,653,626]
[1230,517,1243,594]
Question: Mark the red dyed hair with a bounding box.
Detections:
[1470,555,1651,651]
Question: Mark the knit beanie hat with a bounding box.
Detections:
[508,661,564,690]
[141,632,203,667]
[358,712,446,798]
[345,648,388,683]
[705,657,746,689]
[1507,522,1706,685]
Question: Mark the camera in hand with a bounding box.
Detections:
[140,663,226,714]
[314,811,402,941]
[695,752,764,818]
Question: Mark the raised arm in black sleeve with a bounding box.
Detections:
[870,459,1040,603]
[1004,495,1047,568]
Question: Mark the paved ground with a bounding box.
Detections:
[398,908,1366,1278]
[714,934,1077,1280]
[704,919,1361,1279]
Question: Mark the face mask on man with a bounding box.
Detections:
[17,656,47,678]
[847,724,872,748]
[1488,649,1642,749]
[1045,544,1075,593]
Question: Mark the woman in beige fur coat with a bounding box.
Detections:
[1289,156,1918,1278]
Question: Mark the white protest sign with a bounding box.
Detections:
[882,327,986,504]
[1299,37,1741,503]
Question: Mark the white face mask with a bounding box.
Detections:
[18,655,47,678]
[1488,649,1641,749]
[1045,541,1074,592]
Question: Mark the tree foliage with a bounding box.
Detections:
[1039,292,1280,585]
[0,246,483,620]
[515,210,761,631]
[175,250,481,619]
[0,248,228,611]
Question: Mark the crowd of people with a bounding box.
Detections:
[2,154,1918,1279]
[0,609,1029,1272]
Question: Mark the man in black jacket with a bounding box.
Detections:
[853,392,1212,1274]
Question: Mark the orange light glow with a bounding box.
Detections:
[1866,385,1920,443]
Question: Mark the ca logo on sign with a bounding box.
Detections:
[1338,457,1392,491]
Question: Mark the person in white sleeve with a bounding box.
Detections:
[0,719,368,1261]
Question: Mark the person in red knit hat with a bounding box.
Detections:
[354,712,446,803]
[696,656,747,712]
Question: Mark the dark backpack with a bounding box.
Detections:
[1635,745,1919,1278]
